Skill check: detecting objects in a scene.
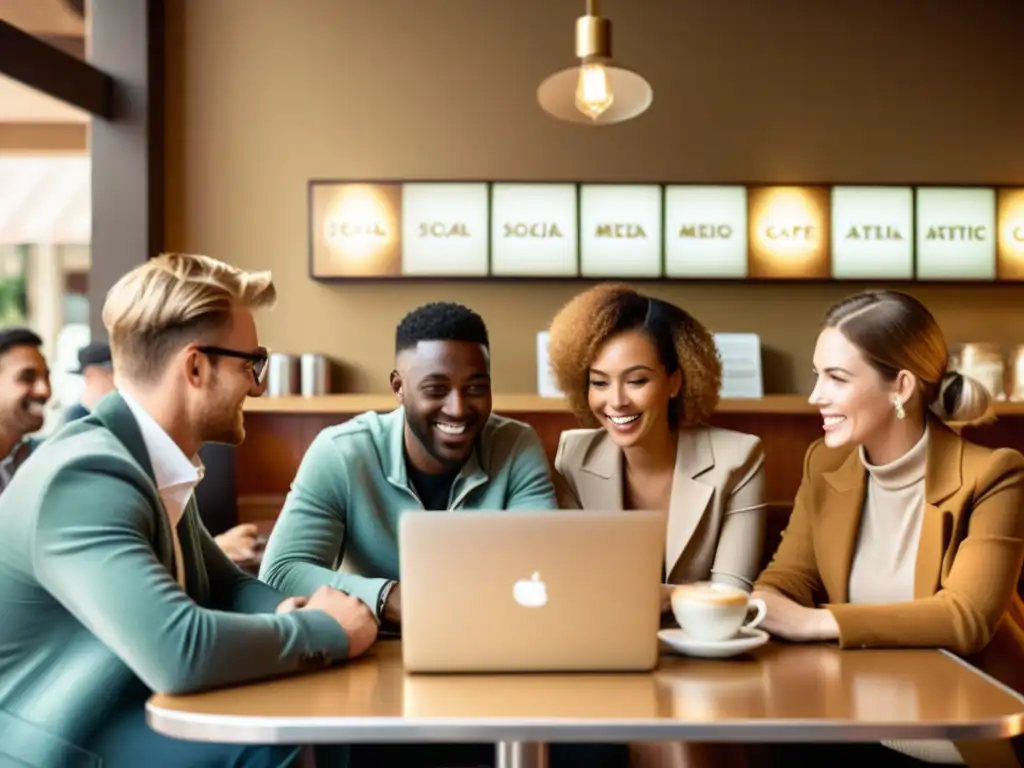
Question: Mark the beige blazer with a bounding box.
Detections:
[755,417,1024,693]
[554,425,766,590]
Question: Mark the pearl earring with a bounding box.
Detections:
[894,399,905,420]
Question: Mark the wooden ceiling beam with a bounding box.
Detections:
[0,20,111,118]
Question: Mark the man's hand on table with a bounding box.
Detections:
[752,589,839,642]
[215,523,261,563]
[303,586,379,658]
[275,596,308,614]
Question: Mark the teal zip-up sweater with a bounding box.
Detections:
[0,393,351,767]
[260,407,558,616]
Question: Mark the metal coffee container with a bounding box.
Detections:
[266,353,298,397]
[300,353,331,396]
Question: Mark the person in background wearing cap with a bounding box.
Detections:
[63,341,115,424]
[0,327,51,493]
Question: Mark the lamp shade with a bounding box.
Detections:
[538,64,653,125]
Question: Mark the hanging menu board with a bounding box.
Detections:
[830,186,914,279]
[309,180,1021,283]
[915,187,996,280]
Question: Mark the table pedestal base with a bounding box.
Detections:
[496,741,548,768]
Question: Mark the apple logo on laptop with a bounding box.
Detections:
[513,571,548,608]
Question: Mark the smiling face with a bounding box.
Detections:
[0,345,51,438]
[189,303,264,447]
[809,327,916,451]
[587,329,681,449]
[392,339,492,473]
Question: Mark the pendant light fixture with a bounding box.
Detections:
[537,0,653,125]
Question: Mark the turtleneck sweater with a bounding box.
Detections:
[847,428,928,605]
[847,429,963,763]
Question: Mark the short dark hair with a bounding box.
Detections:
[395,302,489,355]
[0,327,42,358]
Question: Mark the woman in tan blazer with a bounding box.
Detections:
[548,283,766,592]
[753,289,1024,766]
[548,284,767,768]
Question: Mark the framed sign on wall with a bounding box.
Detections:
[308,179,1024,284]
[915,187,996,281]
[830,186,914,280]
[490,183,579,277]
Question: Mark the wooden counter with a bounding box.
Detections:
[235,393,1024,528]
[244,393,1024,416]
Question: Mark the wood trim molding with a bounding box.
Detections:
[241,393,1024,417]
[0,122,87,152]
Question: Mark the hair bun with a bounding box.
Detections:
[932,370,996,425]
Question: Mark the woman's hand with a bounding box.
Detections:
[752,589,839,642]
[660,584,676,614]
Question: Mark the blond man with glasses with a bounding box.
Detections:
[0,253,377,768]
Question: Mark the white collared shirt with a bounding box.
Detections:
[120,391,205,590]
[120,390,204,527]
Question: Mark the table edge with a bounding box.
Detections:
[940,649,1024,703]
[144,650,1024,745]
[144,703,1024,745]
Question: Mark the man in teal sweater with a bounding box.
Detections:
[260,301,559,768]
[261,302,557,629]
[0,253,377,768]
[260,305,630,768]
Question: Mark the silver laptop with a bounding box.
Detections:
[398,510,665,673]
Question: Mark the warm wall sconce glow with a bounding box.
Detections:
[537,0,652,125]
[997,188,1024,280]
[747,186,830,279]
[310,183,402,277]
[323,187,395,260]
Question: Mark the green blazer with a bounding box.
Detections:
[0,392,350,767]
[260,407,558,618]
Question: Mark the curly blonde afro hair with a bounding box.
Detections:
[546,284,722,428]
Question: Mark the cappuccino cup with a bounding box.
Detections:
[670,582,767,642]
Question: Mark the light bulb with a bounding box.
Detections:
[574,62,614,120]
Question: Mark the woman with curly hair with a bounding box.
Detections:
[547,283,766,594]
[547,284,768,768]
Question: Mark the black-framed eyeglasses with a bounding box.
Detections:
[197,345,269,385]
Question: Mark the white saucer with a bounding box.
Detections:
[658,626,769,659]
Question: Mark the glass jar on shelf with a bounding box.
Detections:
[1008,345,1024,402]
[957,342,1007,401]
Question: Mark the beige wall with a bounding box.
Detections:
[164,0,1024,395]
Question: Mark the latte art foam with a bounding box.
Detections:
[672,582,748,608]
